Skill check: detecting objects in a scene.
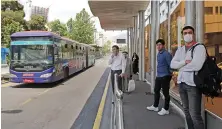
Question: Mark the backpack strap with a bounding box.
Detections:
[190,43,209,58]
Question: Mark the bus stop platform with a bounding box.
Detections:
[122,77,185,129]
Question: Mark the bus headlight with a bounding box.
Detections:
[53,68,56,73]
[40,73,52,78]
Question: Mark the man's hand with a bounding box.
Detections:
[119,73,125,78]
[111,54,114,58]
[185,60,191,64]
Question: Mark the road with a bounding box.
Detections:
[1,57,109,129]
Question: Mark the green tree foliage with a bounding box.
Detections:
[67,8,95,44]
[1,18,22,47]
[47,19,68,36]
[102,40,112,54]
[1,0,24,11]
[1,0,26,47]
[28,15,47,30]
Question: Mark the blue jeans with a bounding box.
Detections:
[179,82,204,129]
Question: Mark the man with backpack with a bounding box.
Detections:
[170,26,205,129]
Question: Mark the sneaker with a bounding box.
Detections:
[158,108,169,115]
[146,105,158,112]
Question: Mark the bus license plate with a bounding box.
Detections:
[23,79,34,83]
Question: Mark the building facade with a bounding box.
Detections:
[31,6,49,21]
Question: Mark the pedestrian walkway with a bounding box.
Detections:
[1,64,9,75]
[122,78,185,129]
[1,64,10,82]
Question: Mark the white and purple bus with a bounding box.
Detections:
[9,31,96,83]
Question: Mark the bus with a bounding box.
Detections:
[9,31,96,83]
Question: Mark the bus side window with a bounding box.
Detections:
[54,39,60,62]
[54,46,59,61]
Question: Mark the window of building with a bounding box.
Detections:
[170,2,174,9]
[205,7,213,15]
[216,6,219,14]
[220,7,222,15]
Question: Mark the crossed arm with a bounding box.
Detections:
[182,45,206,71]
[170,48,186,70]
[170,45,206,71]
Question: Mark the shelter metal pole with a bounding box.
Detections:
[134,16,138,54]
[185,1,196,27]
[138,10,145,81]
[150,1,158,93]
[127,28,130,54]
[156,2,160,40]
[167,1,171,52]
[196,1,204,43]
[196,1,205,128]
[130,27,134,58]
[141,11,145,81]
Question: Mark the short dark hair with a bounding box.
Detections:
[156,39,165,45]
[112,45,119,50]
[181,26,195,34]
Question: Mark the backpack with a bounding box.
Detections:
[191,43,222,104]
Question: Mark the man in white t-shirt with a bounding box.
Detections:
[108,45,126,93]
[171,26,205,129]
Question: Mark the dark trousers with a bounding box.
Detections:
[111,70,122,93]
[179,82,204,129]
[153,75,172,110]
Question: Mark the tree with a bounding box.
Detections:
[47,19,68,36]
[67,8,95,44]
[28,15,47,30]
[1,0,24,11]
[1,18,22,47]
[102,40,112,54]
[1,1,27,47]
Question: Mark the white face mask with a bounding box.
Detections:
[183,34,193,43]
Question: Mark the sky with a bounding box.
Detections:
[19,0,126,41]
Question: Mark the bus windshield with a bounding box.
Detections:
[10,44,53,72]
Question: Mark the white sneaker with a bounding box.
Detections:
[158,108,169,116]
[146,105,158,112]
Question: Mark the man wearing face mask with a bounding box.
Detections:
[109,45,126,93]
[171,26,205,129]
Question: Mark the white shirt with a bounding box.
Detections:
[170,44,206,86]
[108,53,126,74]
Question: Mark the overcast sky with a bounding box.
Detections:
[19,0,125,40]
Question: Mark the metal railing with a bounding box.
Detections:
[112,74,124,129]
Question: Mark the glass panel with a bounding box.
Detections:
[204,2,222,118]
